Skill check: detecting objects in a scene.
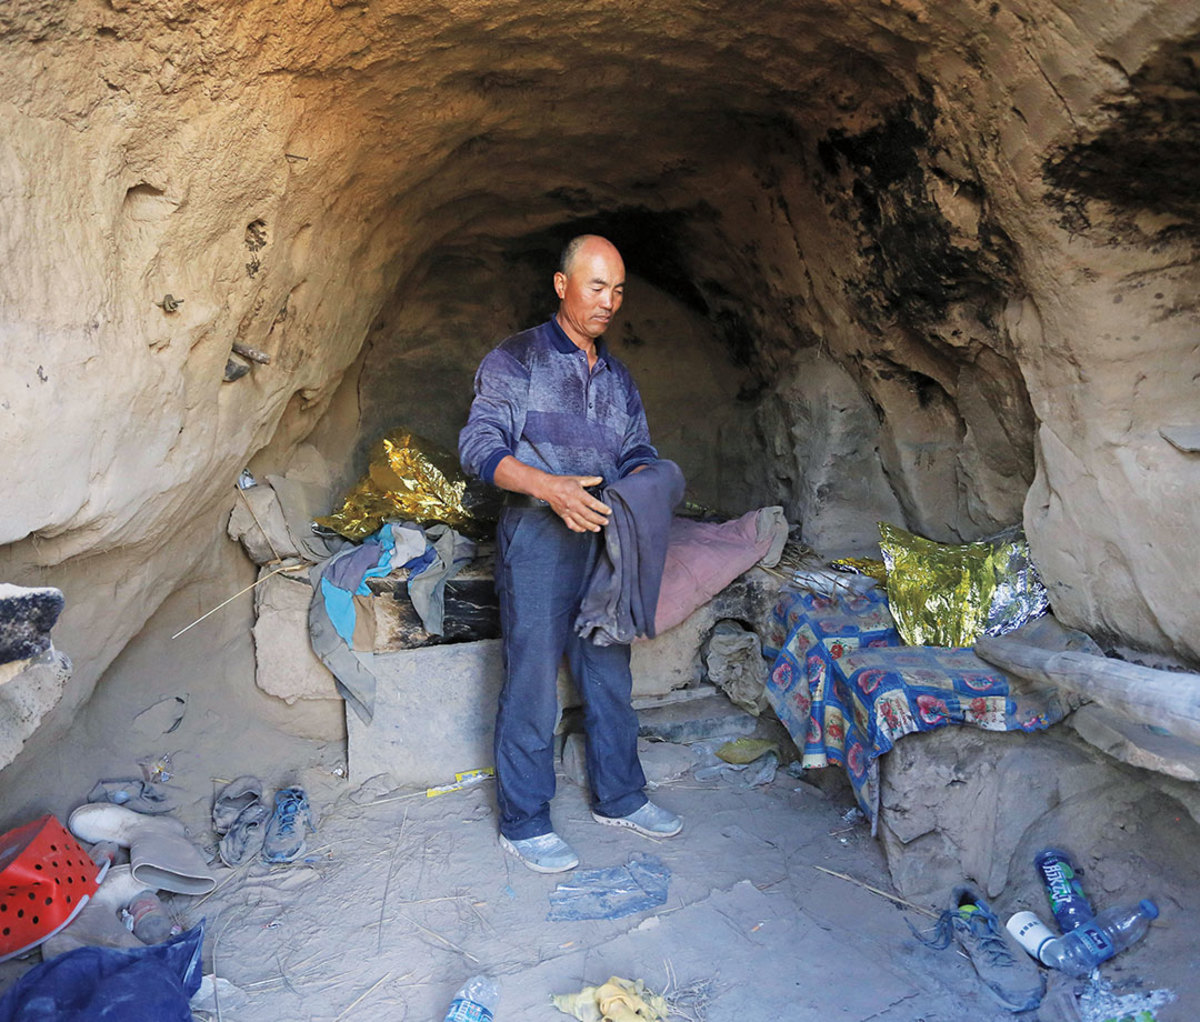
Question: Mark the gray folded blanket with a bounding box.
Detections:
[574,460,686,646]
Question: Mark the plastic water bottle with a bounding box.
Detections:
[1010,901,1158,976]
[443,975,500,1022]
[1034,848,1094,931]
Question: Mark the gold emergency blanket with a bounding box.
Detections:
[831,556,889,586]
[316,430,479,540]
[878,522,1049,648]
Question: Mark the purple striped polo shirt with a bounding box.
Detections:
[459,317,657,487]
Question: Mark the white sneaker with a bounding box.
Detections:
[499,831,580,873]
[591,801,683,838]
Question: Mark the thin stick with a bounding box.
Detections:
[812,865,939,918]
[334,973,391,1021]
[364,791,426,807]
[171,562,304,639]
[189,855,258,911]
[232,341,272,365]
[236,486,283,562]
[377,808,408,954]
[211,909,246,1022]
[395,911,479,963]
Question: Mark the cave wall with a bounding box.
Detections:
[2,0,1200,766]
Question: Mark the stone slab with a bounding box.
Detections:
[1070,703,1200,781]
[629,570,779,698]
[347,639,505,787]
[0,650,72,772]
[252,569,340,704]
[636,692,757,744]
[560,733,698,789]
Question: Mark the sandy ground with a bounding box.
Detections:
[0,551,1193,1020]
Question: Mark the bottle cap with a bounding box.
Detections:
[1139,899,1159,919]
[1006,911,1056,962]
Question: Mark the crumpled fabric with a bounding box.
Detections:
[653,505,787,635]
[307,522,474,723]
[406,524,476,637]
[575,461,686,646]
[0,922,204,1022]
[319,524,427,642]
[551,976,670,1022]
[704,620,769,715]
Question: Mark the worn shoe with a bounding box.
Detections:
[219,801,271,867]
[591,801,683,838]
[261,787,316,864]
[916,886,1044,1012]
[212,776,263,835]
[499,832,580,873]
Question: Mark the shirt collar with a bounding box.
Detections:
[547,316,608,365]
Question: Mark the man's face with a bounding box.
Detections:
[554,239,625,345]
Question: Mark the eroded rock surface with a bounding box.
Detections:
[878,724,1200,903]
[2,0,1199,762]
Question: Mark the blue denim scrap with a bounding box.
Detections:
[547,854,670,921]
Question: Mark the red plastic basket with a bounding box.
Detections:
[0,814,103,962]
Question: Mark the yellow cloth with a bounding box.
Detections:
[551,976,670,1022]
[715,737,778,764]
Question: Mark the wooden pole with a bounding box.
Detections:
[975,637,1200,745]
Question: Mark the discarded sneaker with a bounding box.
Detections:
[499,832,580,874]
[219,801,271,867]
[212,776,263,835]
[915,885,1044,1012]
[591,801,683,839]
[261,787,315,864]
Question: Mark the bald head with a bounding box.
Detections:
[558,235,621,277]
[553,235,626,349]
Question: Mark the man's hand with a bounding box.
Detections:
[541,474,611,533]
[492,456,611,533]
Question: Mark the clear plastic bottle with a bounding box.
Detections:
[1038,900,1159,976]
[443,974,500,1022]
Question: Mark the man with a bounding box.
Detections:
[459,234,683,873]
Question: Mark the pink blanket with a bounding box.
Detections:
[653,507,786,634]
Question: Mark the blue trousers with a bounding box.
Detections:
[494,506,647,839]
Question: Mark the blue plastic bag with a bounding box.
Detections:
[547,854,670,921]
[0,921,204,1021]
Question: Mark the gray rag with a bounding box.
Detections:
[308,557,379,724]
[574,460,685,646]
[407,525,476,636]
